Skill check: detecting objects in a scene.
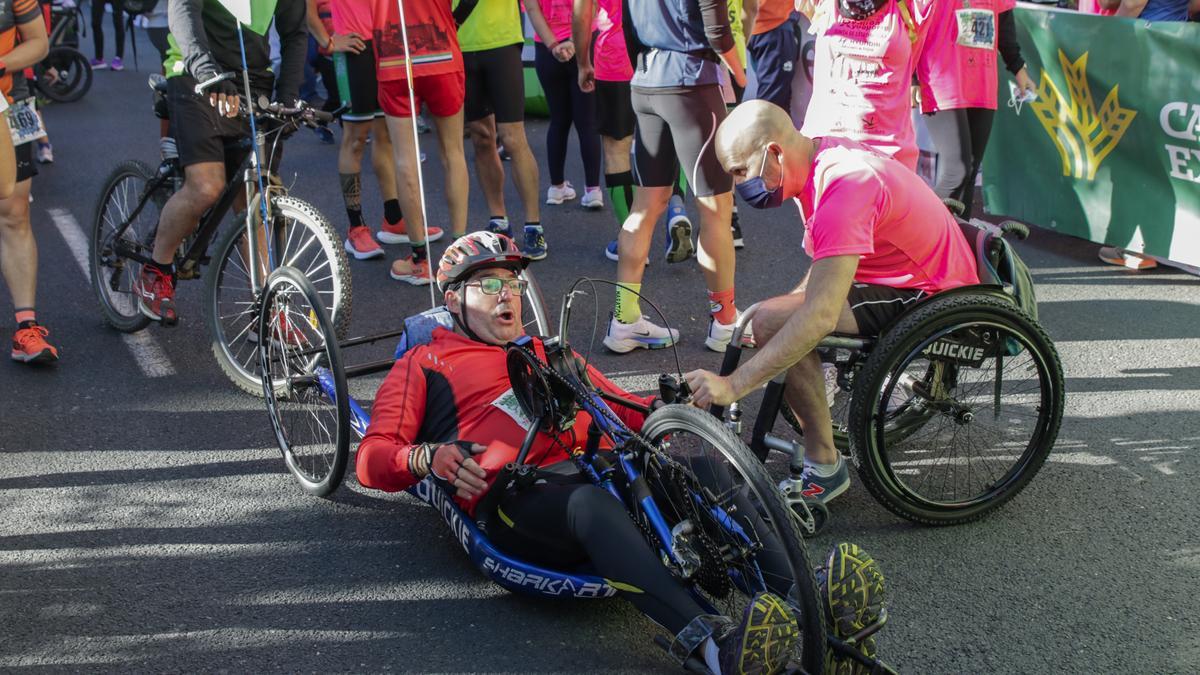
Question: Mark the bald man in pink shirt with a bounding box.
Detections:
[686,100,978,504]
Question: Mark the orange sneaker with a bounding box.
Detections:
[135,265,178,324]
[11,324,59,363]
[1098,246,1157,270]
[378,219,444,245]
[344,225,385,260]
[389,256,433,286]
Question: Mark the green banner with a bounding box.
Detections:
[982,6,1200,267]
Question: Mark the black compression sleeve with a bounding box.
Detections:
[697,0,735,54]
[997,10,1025,74]
[273,0,309,103]
[168,0,220,81]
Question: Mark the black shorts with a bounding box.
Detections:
[334,42,382,122]
[631,85,731,197]
[15,141,36,182]
[167,74,257,169]
[463,43,526,123]
[594,79,634,139]
[847,283,928,336]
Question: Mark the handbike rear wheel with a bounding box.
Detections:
[641,404,827,674]
[36,47,93,103]
[848,293,1064,525]
[258,266,350,496]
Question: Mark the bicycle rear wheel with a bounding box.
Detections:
[641,404,827,674]
[848,293,1064,525]
[90,160,170,333]
[258,266,350,496]
[205,194,351,396]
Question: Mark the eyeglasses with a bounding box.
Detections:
[464,277,528,295]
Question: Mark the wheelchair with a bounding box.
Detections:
[253,266,902,674]
[712,218,1065,534]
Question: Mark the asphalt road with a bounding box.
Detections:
[2,50,1199,674]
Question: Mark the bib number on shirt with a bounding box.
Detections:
[955,8,995,50]
[7,98,47,146]
[492,388,536,431]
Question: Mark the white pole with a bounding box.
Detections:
[394,0,438,308]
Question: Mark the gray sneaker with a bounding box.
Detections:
[796,457,850,505]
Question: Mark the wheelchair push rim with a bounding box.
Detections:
[850,298,1063,524]
[258,266,351,497]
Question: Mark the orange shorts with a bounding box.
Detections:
[378,71,466,118]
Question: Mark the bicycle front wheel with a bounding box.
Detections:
[205,195,352,396]
[641,404,827,674]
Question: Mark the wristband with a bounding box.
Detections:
[322,33,333,51]
[409,443,434,478]
[547,40,559,50]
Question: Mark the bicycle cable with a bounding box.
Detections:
[234,23,275,269]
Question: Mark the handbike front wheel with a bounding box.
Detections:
[641,404,827,674]
[848,292,1064,525]
[258,266,350,497]
[206,194,352,396]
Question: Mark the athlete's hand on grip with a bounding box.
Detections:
[683,369,737,409]
[432,442,489,499]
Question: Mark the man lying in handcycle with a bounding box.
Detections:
[685,100,981,505]
[358,232,822,674]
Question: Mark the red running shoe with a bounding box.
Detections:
[377,219,444,245]
[135,265,178,324]
[11,324,59,363]
[344,225,384,260]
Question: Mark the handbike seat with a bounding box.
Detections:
[394,305,455,359]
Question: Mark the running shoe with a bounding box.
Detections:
[135,265,178,324]
[546,181,577,205]
[248,309,309,347]
[11,324,59,363]
[795,457,850,505]
[581,187,604,210]
[35,141,53,164]
[604,239,649,265]
[817,543,887,675]
[705,313,754,353]
[715,592,801,675]
[416,115,431,134]
[603,315,679,353]
[665,195,695,264]
[498,143,512,161]
[731,207,745,249]
[1098,245,1157,270]
[110,57,124,71]
[523,225,548,260]
[312,125,335,144]
[485,218,512,237]
[344,225,384,260]
[90,58,108,70]
[378,219,445,245]
[389,256,433,285]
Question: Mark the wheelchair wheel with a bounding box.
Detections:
[90,160,171,333]
[641,404,827,674]
[258,266,350,497]
[206,194,352,396]
[35,47,93,103]
[848,292,1064,525]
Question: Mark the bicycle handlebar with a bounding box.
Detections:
[194,71,237,96]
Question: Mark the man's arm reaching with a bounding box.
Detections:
[358,355,432,493]
[168,0,221,82]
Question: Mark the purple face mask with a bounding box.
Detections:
[735,148,785,210]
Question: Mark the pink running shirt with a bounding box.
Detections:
[531,0,575,43]
[797,137,980,293]
[331,0,373,37]
[801,0,945,171]
[595,0,633,82]
[917,0,1015,113]
[1077,0,1117,15]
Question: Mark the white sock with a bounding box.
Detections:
[804,456,842,478]
[702,637,722,674]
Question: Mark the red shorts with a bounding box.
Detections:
[378,71,466,118]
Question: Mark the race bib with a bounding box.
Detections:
[7,98,47,146]
[955,8,995,50]
[491,388,535,431]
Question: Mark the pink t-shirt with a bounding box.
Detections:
[801,0,946,171]
[917,0,1015,112]
[332,0,373,37]
[532,0,574,43]
[595,0,633,82]
[1077,0,1117,15]
[798,137,980,292]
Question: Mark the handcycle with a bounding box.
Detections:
[90,73,352,395]
[33,0,93,104]
[252,269,899,674]
[711,217,1065,534]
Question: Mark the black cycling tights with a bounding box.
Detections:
[533,42,601,188]
[91,0,126,61]
[488,459,794,635]
[925,107,996,217]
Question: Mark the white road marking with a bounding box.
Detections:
[48,208,176,377]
